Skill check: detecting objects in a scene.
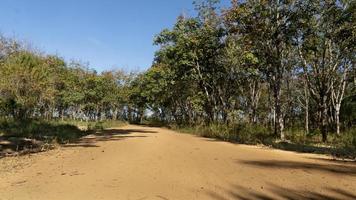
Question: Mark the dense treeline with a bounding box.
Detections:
[134,0,355,142]
[0,0,355,147]
[0,37,145,123]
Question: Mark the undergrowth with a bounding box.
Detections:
[171,123,356,159]
[0,119,127,144]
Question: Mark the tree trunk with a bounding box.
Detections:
[113,108,118,121]
[335,103,341,136]
[305,102,309,135]
[95,106,99,122]
[273,75,285,140]
[249,81,260,124]
[61,109,65,121]
[321,96,328,143]
[304,81,309,134]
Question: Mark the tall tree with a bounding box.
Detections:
[296,0,355,141]
[225,0,298,139]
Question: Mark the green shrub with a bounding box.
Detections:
[57,119,126,132]
[172,123,356,159]
[101,120,127,129]
[141,118,167,127]
[88,122,104,132]
[333,128,356,149]
[174,123,273,145]
[0,119,90,143]
[285,129,308,144]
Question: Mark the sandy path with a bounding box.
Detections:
[0,125,355,200]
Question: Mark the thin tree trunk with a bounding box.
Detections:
[304,78,309,134]
[305,100,309,135]
[321,96,328,143]
[61,109,64,121]
[273,74,285,140]
[113,108,118,121]
[335,104,341,136]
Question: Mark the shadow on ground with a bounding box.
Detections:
[0,122,90,157]
[306,157,356,163]
[206,183,356,200]
[269,142,356,159]
[200,136,356,160]
[63,128,157,148]
[0,121,157,157]
[237,159,356,176]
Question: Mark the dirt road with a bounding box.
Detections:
[0,125,355,200]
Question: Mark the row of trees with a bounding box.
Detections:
[0,0,354,143]
[133,0,355,142]
[0,36,146,123]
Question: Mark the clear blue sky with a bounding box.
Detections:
[0,0,230,72]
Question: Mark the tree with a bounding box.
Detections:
[225,0,298,140]
[0,51,54,119]
[296,0,354,141]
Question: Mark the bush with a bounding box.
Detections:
[231,124,274,144]
[100,120,127,129]
[332,128,356,149]
[174,123,273,145]
[0,119,90,143]
[88,122,104,132]
[172,123,356,159]
[285,129,308,144]
[57,120,126,132]
[141,118,168,127]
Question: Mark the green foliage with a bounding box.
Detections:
[175,123,273,145]
[143,0,355,145]
[341,95,356,126]
[88,121,104,132]
[87,120,127,131]
[0,38,133,122]
[173,123,356,159]
[0,51,55,119]
[332,128,356,150]
[59,120,126,132]
[0,119,89,144]
[0,0,355,158]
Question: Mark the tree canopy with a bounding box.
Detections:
[0,0,355,143]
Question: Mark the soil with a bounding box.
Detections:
[0,125,355,200]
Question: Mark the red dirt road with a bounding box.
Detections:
[1,125,355,200]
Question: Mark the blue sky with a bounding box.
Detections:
[0,0,230,72]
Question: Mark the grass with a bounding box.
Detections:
[170,123,356,159]
[0,119,127,157]
[173,123,275,144]
[0,119,90,144]
[0,119,127,143]
[55,119,127,132]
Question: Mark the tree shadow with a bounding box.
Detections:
[206,184,356,200]
[269,142,356,159]
[200,135,356,160]
[0,121,157,157]
[270,142,332,154]
[99,129,158,135]
[62,128,156,149]
[238,159,356,176]
[0,121,90,157]
[140,124,167,128]
[306,156,356,163]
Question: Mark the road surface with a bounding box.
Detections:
[1,125,355,200]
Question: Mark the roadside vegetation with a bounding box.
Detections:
[171,124,356,159]
[0,119,126,157]
[138,0,356,158]
[0,0,355,158]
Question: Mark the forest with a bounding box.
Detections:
[0,0,355,156]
